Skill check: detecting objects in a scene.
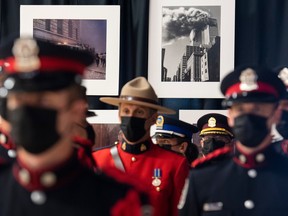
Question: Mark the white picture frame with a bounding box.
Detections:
[20,5,120,96]
[179,109,228,124]
[148,0,235,98]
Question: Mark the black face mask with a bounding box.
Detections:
[201,138,226,155]
[8,106,60,154]
[276,110,288,139]
[160,144,173,151]
[120,116,147,142]
[232,114,269,148]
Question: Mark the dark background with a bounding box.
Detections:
[1,0,288,118]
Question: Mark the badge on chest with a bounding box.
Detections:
[152,168,162,191]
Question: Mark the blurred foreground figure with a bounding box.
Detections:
[273,67,288,154]
[0,37,150,216]
[179,66,288,216]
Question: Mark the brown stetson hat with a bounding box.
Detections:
[100,77,175,114]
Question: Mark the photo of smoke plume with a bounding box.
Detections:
[162,6,220,82]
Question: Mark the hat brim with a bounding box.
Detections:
[199,128,234,137]
[222,94,279,108]
[100,97,175,114]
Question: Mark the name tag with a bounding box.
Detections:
[203,202,223,211]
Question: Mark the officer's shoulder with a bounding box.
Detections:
[191,146,232,169]
[93,143,118,152]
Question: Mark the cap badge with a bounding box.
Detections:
[156,115,164,129]
[278,67,288,86]
[12,38,41,72]
[239,68,258,91]
[208,117,216,128]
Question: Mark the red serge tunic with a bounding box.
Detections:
[93,140,189,216]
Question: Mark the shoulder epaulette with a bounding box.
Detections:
[191,146,232,168]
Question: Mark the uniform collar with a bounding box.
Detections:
[120,140,151,154]
[233,143,277,168]
[13,150,83,192]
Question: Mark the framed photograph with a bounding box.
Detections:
[20,5,120,96]
[148,0,235,98]
[87,110,121,149]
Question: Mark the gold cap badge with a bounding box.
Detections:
[208,117,216,128]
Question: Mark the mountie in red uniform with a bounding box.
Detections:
[93,140,189,216]
[0,148,151,216]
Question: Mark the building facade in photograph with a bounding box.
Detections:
[33,19,81,49]
[163,16,220,82]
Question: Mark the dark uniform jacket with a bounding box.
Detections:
[93,140,189,216]
[179,144,288,216]
[0,149,149,216]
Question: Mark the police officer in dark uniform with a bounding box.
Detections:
[152,115,199,164]
[196,113,234,157]
[0,37,150,216]
[179,66,288,216]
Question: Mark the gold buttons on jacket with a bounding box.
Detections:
[19,168,30,185]
[40,172,57,187]
[239,154,246,163]
[131,157,136,162]
[255,153,265,163]
[0,134,6,143]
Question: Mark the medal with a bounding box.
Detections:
[152,178,161,187]
[152,168,162,187]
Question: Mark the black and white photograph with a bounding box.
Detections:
[20,5,120,96]
[162,6,220,82]
[148,0,235,98]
